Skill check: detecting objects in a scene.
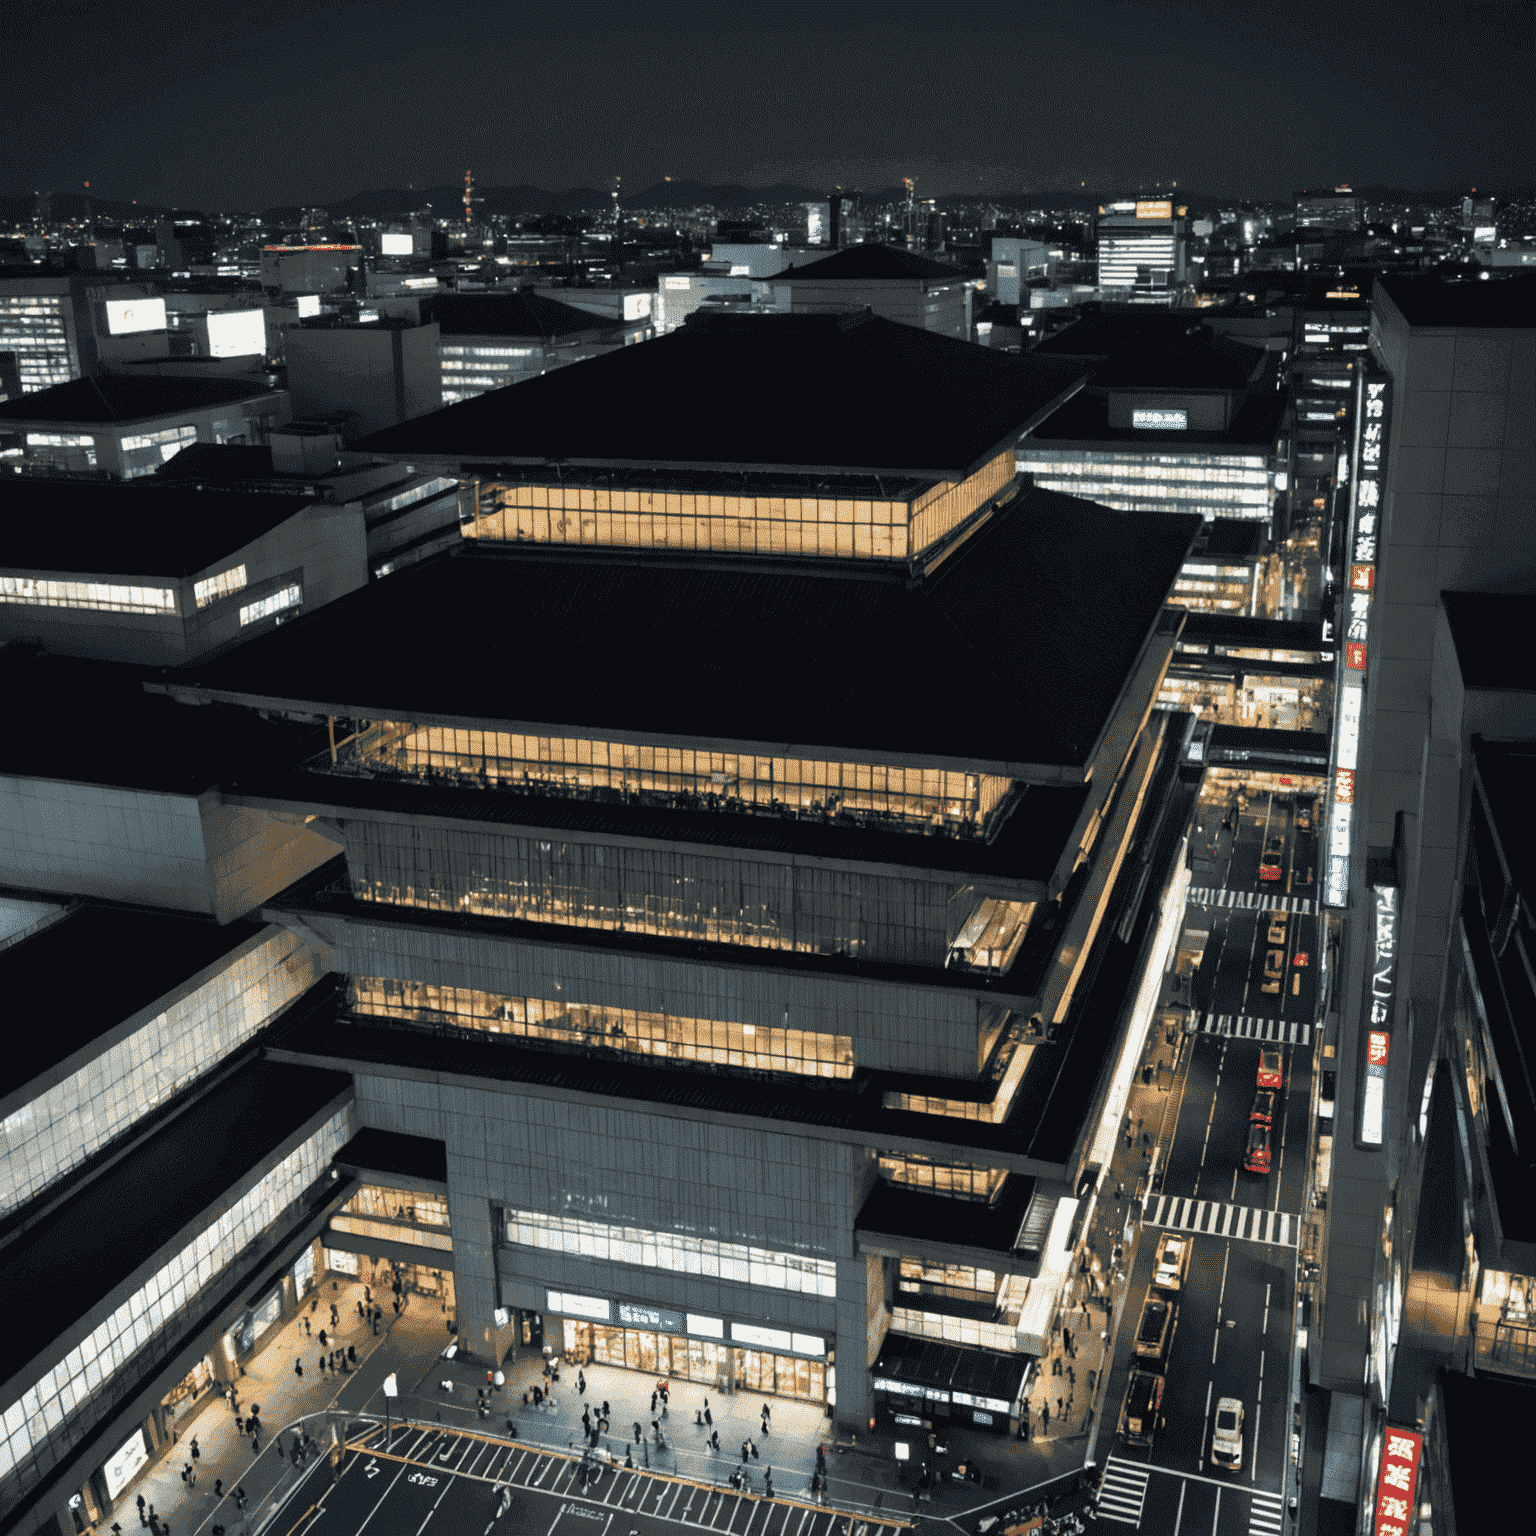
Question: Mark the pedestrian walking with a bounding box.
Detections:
[704,1400,712,1427]
[304,1317,311,1337]
[578,1370,586,1395]
[602,1399,610,1422]
[234,1414,244,1435]
[1068,1365,1075,1389]
[319,1355,327,1376]
[816,1445,826,1474]
[634,1422,642,1445]
[760,1409,770,1437]
[761,1401,770,1426]
[191,1437,200,1463]
[582,1408,592,1434]
[276,1438,286,1461]
[214,1481,223,1500]
[1041,1402,1050,1430]
[741,1441,750,1464]
[765,1469,774,1500]
[296,1358,303,1378]
[650,1390,658,1414]
[349,1344,357,1365]
[711,1431,720,1452]
[136,1495,146,1527]
[750,1440,759,1462]
[330,1303,339,1326]
[1056,1397,1063,1417]
[251,1432,260,1454]
[1088,1368,1097,1393]
[318,1328,328,1348]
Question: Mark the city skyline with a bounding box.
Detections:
[5,0,1530,212]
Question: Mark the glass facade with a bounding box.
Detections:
[1173,561,1256,613]
[890,1306,1017,1353]
[1018,447,1272,520]
[439,344,540,403]
[239,583,301,626]
[119,424,198,478]
[0,1109,352,1518]
[561,1320,826,1402]
[458,450,1016,563]
[193,565,248,609]
[322,722,1011,841]
[344,819,956,965]
[22,431,96,472]
[343,1184,449,1225]
[878,1155,1008,1204]
[351,976,854,1079]
[0,577,175,616]
[0,294,77,391]
[504,1209,837,1297]
[1,927,325,1216]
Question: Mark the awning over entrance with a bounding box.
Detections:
[871,1331,1027,1418]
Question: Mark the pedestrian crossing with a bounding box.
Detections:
[1202,1013,1312,1045]
[1142,1195,1299,1248]
[1249,1488,1286,1536]
[1187,888,1314,914]
[1096,1459,1150,1526]
[342,1424,910,1536]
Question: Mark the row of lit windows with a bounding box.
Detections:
[890,1307,1019,1355]
[24,432,94,448]
[460,450,1014,563]
[898,1258,998,1296]
[503,1209,838,1296]
[193,564,247,609]
[0,1112,351,1508]
[350,975,855,1079]
[1019,454,1269,487]
[440,345,537,358]
[878,1154,1008,1204]
[343,1183,449,1226]
[120,423,198,453]
[0,577,175,615]
[329,723,1009,838]
[239,583,301,626]
[1033,478,1271,509]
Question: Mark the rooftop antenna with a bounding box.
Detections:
[612,175,622,228]
[463,170,482,230]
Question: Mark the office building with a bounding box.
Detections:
[0,312,1203,1536]
[1094,201,1186,303]
[0,477,367,664]
[1017,321,1287,523]
[282,316,443,441]
[0,375,290,477]
[1295,190,1362,234]
[0,274,168,393]
[803,191,861,250]
[1306,273,1536,1526]
[756,245,974,340]
[988,239,1051,307]
[423,293,638,403]
[259,245,363,296]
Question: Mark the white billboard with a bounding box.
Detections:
[380,232,413,256]
[103,1429,149,1501]
[105,297,167,335]
[206,310,266,358]
[295,294,321,318]
[623,292,653,321]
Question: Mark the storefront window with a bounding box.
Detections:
[560,1321,822,1401]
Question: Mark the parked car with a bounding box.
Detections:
[1134,1294,1174,1363]
[1212,1397,1245,1470]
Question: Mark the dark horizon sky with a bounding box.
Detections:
[6,0,1531,210]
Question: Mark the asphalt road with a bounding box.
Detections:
[1095,787,1317,1536]
[280,1424,911,1536]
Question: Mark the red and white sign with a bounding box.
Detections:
[1371,1426,1421,1536]
[1346,642,1368,671]
[1368,1030,1390,1067]
[1350,563,1376,592]
[1335,768,1355,805]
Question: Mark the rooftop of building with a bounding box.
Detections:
[0,647,326,795]
[1,1060,352,1387]
[759,242,968,284]
[0,903,265,1099]
[1443,591,1536,692]
[855,1169,1037,1257]
[1023,382,1288,449]
[422,291,625,340]
[175,488,1199,774]
[0,374,280,426]
[154,441,278,480]
[1197,518,1268,558]
[975,300,1022,327]
[1028,309,1211,361]
[1088,330,1270,392]
[353,311,1089,476]
[1375,272,1536,329]
[0,477,318,577]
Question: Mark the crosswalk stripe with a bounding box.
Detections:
[1201,1014,1311,1045]
[1250,1489,1286,1536]
[1187,888,1315,914]
[1144,1196,1299,1248]
[1099,1459,1150,1526]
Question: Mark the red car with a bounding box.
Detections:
[1243,1117,1272,1174]
[1259,837,1284,883]
[1257,1049,1284,1091]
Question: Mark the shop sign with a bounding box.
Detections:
[1349,563,1375,591]
[1371,1427,1422,1536]
[894,1413,924,1427]
[617,1302,684,1332]
[240,1288,282,1352]
[103,1427,149,1501]
[791,1332,826,1357]
[1368,1031,1390,1066]
[731,1322,792,1352]
[1334,769,1355,805]
[292,1244,315,1297]
[547,1290,610,1322]
[872,1377,924,1396]
[1346,642,1368,671]
[1359,883,1399,1148]
[685,1313,724,1339]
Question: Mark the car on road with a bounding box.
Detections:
[1133,1294,1174,1363]
[1243,1115,1272,1174]
[1296,804,1313,831]
[1259,837,1284,883]
[1121,1368,1165,1448]
[1211,1397,1245,1470]
[1251,1088,1276,1123]
[1258,1048,1284,1090]
[1262,947,1285,994]
[1153,1234,1190,1293]
[1267,914,1288,946]
[1294,950,1309,967]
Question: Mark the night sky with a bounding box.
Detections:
[7,0,1530,210]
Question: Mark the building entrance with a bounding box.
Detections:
[561,1320,826,1403]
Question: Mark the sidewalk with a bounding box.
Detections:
[114,1276,448,1536]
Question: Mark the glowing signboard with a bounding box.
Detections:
[295,294,321,318]
[380,233,413,256]
[623,293,653,320]
[547,1290,610,1321]
[1371,1426,1422,1536]
[206,310,266,358]
[1359,885,1398,1148]
[105,297,167,335]
[1135,200,1174,220]
[1133,408,1188,430]
[103,1428,149,1500]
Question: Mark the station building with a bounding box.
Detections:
[0,311,1202,1536]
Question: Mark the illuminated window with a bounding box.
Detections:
[322,723,1011,841]
[119,423,198,478]
[503,1209,836,1297]
[879,1154,1008,1204]
[193,564,247,609]
[239,583,301,626]
[351,976,853,1079]
[0,576,175,615]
